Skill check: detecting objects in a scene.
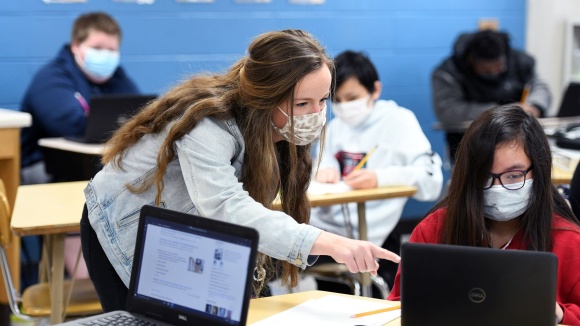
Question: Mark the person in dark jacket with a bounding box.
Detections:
[432,29,551,162]
[20,12,139,185]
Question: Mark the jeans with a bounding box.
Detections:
[80,204,128,312]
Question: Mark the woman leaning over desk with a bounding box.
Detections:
[388,106,580,324]
[80,29,400,312]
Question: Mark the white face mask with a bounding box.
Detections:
[76,47,120,82]
[272,106,327,145]
[483,180,533,221]
[331,95,373,128]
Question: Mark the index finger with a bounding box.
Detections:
[372,247,401,263]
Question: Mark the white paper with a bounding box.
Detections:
[251,295,401,326]
[308,181,352,195]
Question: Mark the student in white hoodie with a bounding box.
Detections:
[310,50,443,290]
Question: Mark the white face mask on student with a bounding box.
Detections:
[331,95,373,128]
[76,47,120,82]
[483,180,533,221]
[272,106,327,145]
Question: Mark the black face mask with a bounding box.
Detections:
[477,73,503,84]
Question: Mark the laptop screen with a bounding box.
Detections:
[128,205,258,326]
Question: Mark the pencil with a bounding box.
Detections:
[520,84,531,103]
[351,303,401,318]
[353,145,377,172]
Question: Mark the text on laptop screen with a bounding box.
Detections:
[133,215,253,325]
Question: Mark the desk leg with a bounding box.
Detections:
[356,202,372,297]
[45,234,65,324]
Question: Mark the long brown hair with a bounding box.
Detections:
[432,105,578,250]
[102,29,334,289]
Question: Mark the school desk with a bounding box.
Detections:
[11,181,87,324]
[553,165,574,185]
[273,185,417,298]
[0,108,31,305]
[248,290,401,325]
[38,138,103,182]
[247,290,566,326]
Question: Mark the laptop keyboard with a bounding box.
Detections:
[78,312,161,325]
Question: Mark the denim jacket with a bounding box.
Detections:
[85,116,322,286]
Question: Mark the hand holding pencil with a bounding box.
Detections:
[353,145,377,172]
[344,145,378,189]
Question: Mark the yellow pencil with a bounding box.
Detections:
[351,303,401,318]
[520,84,531,103]
[353,145,377,172]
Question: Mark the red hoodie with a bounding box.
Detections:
[387,208,580,325]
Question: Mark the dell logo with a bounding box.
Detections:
[468,288,486,303]
[178,315,187,321]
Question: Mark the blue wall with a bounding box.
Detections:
[0,0,527,219]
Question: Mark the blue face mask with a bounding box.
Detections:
[81,47,120,82]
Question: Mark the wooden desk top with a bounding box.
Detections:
[38,137,104,155]
[10,181,416,236]
[247,290,566,326]
[0,108,32,128]
[552,164,574,185]
[11,181,88,236]
[247,290,400,325]
[272,185,417,210]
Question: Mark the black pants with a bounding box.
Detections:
[80,205,128,312]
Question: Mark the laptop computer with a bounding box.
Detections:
[65,94,156,144]
[557,82,580,118]
[400,242,557,326]
[61,205,259,326]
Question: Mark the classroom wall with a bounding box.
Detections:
[0,0,527,219]
[526,0,580,116]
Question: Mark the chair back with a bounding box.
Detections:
[0,179,12,248]
[0,178,32,320]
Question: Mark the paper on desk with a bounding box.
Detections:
[251,294,401,326]
[308,181,352,195]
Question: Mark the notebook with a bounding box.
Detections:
[557,82,580,117]
[400,242,557,326]
[61,205,259,326]
[65,94,156,144]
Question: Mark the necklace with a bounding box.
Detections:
[499,236,514,250]
[489,232,517,250]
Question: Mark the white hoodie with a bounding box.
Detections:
[310,99,443,246]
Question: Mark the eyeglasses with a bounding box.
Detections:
[484,166,533,190]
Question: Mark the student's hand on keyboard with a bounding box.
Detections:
[310,231,401,275]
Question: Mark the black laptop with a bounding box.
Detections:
[61,205,259,326]
[65,94,156,144]
[400,243,557,326]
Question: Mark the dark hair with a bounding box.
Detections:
[467,30,508,61]
[71,12,122,44]
[333,50,379,97]
[432,105,578,251]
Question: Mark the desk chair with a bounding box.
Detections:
[0,179,102,321]
[304,204,390,299]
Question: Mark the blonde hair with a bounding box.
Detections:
[102,29,334,292]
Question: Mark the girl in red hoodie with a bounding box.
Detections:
[388,105,580,325]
